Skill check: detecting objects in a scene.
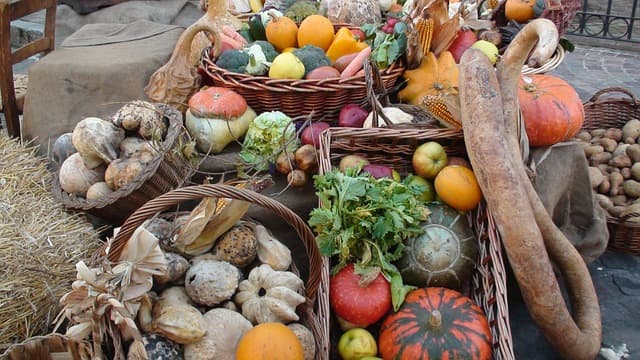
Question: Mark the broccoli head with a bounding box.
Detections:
[248,40,279,62]
[215,49,250,74]
[292,45,331,75]
[284,0,320,23]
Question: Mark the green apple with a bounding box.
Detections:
[471,40,499,65]
[339,154,370,172]
[337,328,378,360]
[408,175,436,202]
[412,141,448,179]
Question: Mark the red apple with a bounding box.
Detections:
[330,264,392,328]
[301,121,331,149]
[338,104,369,128]
[447,29,478,63]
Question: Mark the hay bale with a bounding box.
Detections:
[0,132,102,350]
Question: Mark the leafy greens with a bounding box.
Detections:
[309,167,430,310]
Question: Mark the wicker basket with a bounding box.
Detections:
[318,127,515,360]
[52,104,194,225]
[520,44,566,75]
[581,87,640,255]
[1,333,93,360]
[101,183,331,359]
[200,25,405,121]
[490,0,581,36]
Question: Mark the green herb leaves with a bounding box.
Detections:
[309,168,429,309]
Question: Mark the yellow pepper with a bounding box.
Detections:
[325,27,369,63]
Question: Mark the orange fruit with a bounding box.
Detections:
[505,0,536,23]
[434,165,482,212]
[266,16,299,52]
[236,322,304,360]
[297,14,335,51]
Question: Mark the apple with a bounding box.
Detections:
[330,263,392,327]
[447,29,478,63]
[407,175,436,202]
[337,328,378,360]
[362,164,395,179]
[412,141,448,179]
[338,104,369,128]
[471,40,499,65]
[339,154,370,172]
[301,121,331,148]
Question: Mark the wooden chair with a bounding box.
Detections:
[0,0,56,138]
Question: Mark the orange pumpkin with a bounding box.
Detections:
[518,74,584,147]
[266,15,299,52]
[505,0,536,23]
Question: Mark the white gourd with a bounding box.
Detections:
[72,117,125,169]
[59,153,105,196]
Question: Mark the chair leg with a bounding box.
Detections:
[0,4,20,138]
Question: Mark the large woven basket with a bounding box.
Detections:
[101,183,331,359]
[1,333,93,360]
[318,127,515,360]
[200,24,405,121]
[581,87,640,255]
[52,104,194,225]
[490,0,581,36]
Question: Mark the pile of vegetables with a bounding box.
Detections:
[578,119,640,221]
[56,100,167,199]
[55,186,317,359]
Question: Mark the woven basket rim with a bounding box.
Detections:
[96,182,331,359]
[52,103,189,211]
[317,126,515,360]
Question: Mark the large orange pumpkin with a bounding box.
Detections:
[518,74,584,147]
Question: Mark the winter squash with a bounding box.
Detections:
[395,203,478,290]
[378,287,492,360]
[236,322,304,360]
[518,74,584,147]
[265,15,299,52]
[505,0,536,23]
[398,51,459,106]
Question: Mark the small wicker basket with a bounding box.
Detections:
[581,87,640,255]
[101,183,331,359]
[490,0,581,36]
[200,24,405,121]
[318,127,514,360]
[52,104,194,225]
[1,333,93,360]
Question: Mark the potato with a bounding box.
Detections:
[590,152,613,166]
[609,154,632,168]
[611,194,628,207]
[598,177,611,194]
[599,137,618,153]
[621,167,632,179]
[588,167,605,188]
[626,144,640,163]
[613,143,630,157]
[609,172,625,196]
[623,179,640,198]
[591,129,606,138]
[575,130,591,142]
[622,119,640,142]
[631,163,640,181]
[595,193,614,210]
[604,128,623,142]
[584,145,604,158]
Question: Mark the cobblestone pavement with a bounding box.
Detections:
[550,44,640,101]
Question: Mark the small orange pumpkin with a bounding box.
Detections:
[398,51,459,106]
[505,0,536,23]
[518,74,584,147]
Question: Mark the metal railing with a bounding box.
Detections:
[568,0,639,43]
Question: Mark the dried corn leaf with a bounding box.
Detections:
[172,196,219,248]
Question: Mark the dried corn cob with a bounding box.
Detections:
[422,95,462,129]
[417,18,435,57]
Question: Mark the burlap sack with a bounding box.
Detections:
[530,142,609,263]
[21,20,183,153]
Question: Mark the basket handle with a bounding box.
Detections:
[105,183,323,303]
[587,87,638,104]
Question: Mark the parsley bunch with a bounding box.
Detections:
[309,168,429,309]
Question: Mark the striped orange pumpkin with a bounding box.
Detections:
[378,287,492,360]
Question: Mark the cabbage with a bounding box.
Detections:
[239,111,300,171]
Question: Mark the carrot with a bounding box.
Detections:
[340,46,371,78]
[222,25,248,47]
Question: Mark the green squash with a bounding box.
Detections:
[395,203,478,290]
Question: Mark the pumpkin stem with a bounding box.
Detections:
[428,310,442,328]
